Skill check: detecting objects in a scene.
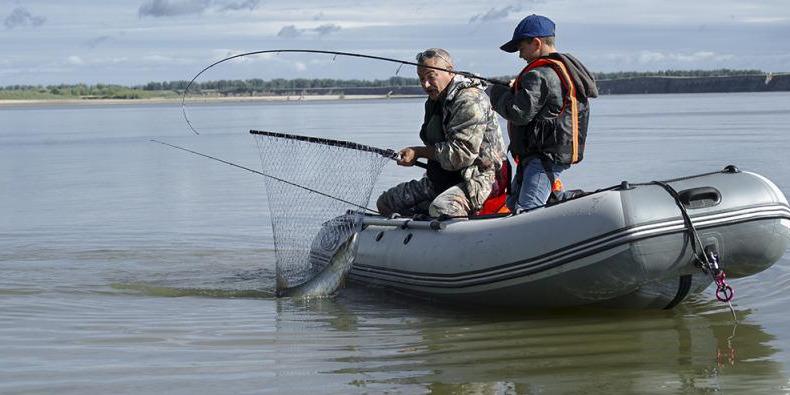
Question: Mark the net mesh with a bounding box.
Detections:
[253,131,392,290]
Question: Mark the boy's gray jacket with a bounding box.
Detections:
[489,52,596,165]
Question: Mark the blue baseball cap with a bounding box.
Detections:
[500,14,555,53]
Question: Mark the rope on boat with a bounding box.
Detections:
[650,179,737,319]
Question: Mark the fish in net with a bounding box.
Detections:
[251,130,394,296]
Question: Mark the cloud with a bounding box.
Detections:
[218,0,261,11]
[277,23,342,38]
[138,0,212,18]
[469,5,521,24]
[204,49,283,69]
[67,56,85,65]
[138,0,261,18]
[741,16,790,23]
[673,51,734,62]
[277,25,300,38]
[313,23,341,35]
[638,51,665,64]
[638,50,734,64]
[86,35,113,49]
[4,7,46,29]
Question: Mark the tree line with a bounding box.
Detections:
[0,76,422,98]
[0,69,772,99]
[0,83,172,99]
[139,76,420,92]
[592,69,765,80]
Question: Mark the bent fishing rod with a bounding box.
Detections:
[182,49,510,135]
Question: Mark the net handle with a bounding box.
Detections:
[251,130,396,158]
[250,130,427,169]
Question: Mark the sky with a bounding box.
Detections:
[1,0,789,86]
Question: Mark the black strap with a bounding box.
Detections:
[664,275,693,309]
[503,159,512,196]
[651,180,713,269]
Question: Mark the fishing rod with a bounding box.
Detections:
[182,49,510,135]
[150,139,380,214]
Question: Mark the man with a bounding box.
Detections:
[376,48,507,218]
[488,15,597,212]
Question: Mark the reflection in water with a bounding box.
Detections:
[104,248,790,394]
[272,289,787,395]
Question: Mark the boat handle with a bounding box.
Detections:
[361,217,446,230]
[677,187,722,209]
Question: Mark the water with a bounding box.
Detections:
[2,92,790,394]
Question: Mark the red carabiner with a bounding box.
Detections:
[716,285,734,302]
[714,271,734,302]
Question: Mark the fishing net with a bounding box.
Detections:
[251,130,394,292]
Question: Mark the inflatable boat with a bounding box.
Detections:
[347,166,790,309]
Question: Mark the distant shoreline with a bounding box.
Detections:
[2,73,789,107]
[0,94,426,108]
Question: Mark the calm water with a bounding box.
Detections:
[2,92,790,394]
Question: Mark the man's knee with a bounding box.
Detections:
[429,201,462,217]
[376,194,394,216]
[428,187,471,217]
[377,178,435,217]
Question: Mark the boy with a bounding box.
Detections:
[489,15,597,211]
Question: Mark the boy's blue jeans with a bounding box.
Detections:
[507,156,570,212]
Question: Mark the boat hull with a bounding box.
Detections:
[348,169,790,309]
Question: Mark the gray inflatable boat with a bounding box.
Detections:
[348,166,790,309]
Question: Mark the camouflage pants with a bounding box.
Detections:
[378,177,472,217]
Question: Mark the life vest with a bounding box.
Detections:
[508,53,591,165]
[476,161,511,215]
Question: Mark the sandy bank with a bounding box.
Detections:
[0,94,425,108]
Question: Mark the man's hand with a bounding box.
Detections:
[397,147,418,166]
[397,146,436,166]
